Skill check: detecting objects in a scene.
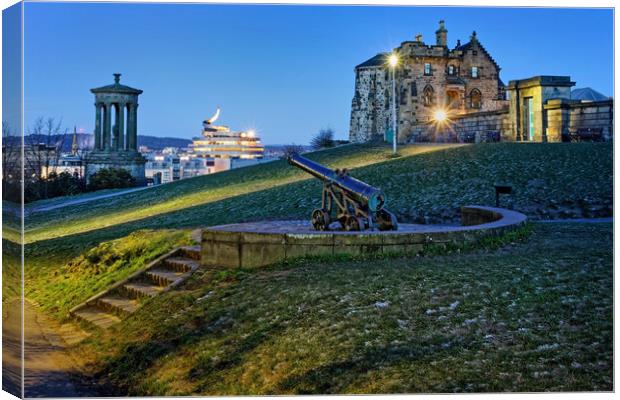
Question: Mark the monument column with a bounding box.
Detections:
[126,103,134,150]
[132,103,138,151]
[94,102,102,150]
[111,103,117,150]
[103,102,111,150]
[117,102,125,150]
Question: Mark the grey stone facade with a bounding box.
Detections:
[350,21,508,143]
[432,76,613,144]
[87,74,146,184]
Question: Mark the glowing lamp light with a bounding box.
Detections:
[247,129,256,138]
[388,54,398,67]
[433,109,448,123]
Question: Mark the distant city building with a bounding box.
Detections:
[144,150,229,184]
[44,128,84,178]
[143,109,276,185]
[190,108,264,159]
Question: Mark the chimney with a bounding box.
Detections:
[436,20,447,47]
[415,33,423,43]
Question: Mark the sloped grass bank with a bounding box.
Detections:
[25,230,193,319]
[24,144,451,243]
[74,223,612,394]
[25,143,612,245]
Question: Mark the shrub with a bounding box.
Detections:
[88,168,136,191]
[311,128,335,150]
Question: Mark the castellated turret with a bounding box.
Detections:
[436,20,447,47]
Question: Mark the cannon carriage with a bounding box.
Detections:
[287,153,398,231]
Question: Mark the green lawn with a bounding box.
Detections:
[17,142,613,394]
[73,222,612,394]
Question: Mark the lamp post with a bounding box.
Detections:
[388,53,398,155]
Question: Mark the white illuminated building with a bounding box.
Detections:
[190,108,264,160]
[144,109,270,184]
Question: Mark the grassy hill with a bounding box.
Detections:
[24,142,612,245]
[20,142,613,394]
[75,223,612,394]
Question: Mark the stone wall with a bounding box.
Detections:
[405,108,510,143]
[544,99,614,141]
[349,66,390,143]
[453,108,511,142]
[404,97,614,144]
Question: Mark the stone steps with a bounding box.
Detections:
[72,306,121,330]
[122,281,165,298]
[97,295,140,317]
[163,257,199,273]
[71,243,202,330]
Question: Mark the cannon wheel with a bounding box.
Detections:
[377,209,398,231]
[344,215,365,231]
[311,209,331,231]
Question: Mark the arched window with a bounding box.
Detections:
[423,85,435,107]
[470,89,482,109]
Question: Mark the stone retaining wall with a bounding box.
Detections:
[201,206,527,269]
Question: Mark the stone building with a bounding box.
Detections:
[350,20,508,143]
[87,73,146,184]
[444,75,613,143]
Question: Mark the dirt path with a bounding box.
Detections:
[3,300,107,397]
[27,185,152,213]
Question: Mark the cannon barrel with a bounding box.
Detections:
[287,153,386,211]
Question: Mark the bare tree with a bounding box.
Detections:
[25,117,66,198]
[2,122,19,181]
[280,143,305,159]
[2,121,22,201]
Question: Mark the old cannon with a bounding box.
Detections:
[287,153,398,231]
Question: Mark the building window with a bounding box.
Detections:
[423,85,435,107]
[410,81,417,97]
[471,66,479,78]
[448,65,455,75]
[424,63,432,75]
[447,90,460,109]
[400,87,408,105]
[470,88,482,109]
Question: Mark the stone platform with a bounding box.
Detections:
[201,206,527,268]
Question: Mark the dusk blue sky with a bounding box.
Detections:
[19,3,614,144]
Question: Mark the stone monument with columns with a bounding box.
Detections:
[87,73,146,184]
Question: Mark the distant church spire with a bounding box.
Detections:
[71,126,78,155]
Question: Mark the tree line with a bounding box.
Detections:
[2,118,136,203]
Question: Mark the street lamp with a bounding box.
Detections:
[388,53,398,155]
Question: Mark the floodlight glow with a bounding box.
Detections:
[388,54,398,67]
[433,109,448,122]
